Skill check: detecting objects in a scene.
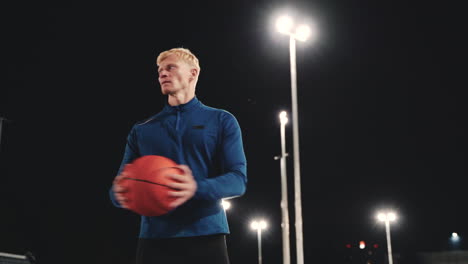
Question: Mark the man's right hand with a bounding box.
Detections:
[112,171,129,209]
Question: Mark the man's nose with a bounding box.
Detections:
[159,71,168,78]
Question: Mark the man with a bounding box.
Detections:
[109,48,247,264]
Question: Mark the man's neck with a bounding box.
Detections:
[167,91,195,106]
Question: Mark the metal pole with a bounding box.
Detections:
[385,220,394,264]
[289,35,304,264]
[280,117,291,264]
[258,228,263,264]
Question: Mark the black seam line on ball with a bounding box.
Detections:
[123,177,171,189]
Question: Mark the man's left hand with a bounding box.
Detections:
[166,165,198,209]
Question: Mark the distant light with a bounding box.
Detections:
[387,212,397,221]
[279,111,288,124]
[373,244,379,248]
[377,213,386,222]
[346,244,352,249]
[359,241,366,249]
[274,13,318,44]
[276,16,293,35]
[222,200,231,210]
[251,221,258,230]
[377,211,397,222]
[377,213,385,221]
[251,219,268,230]
[451,232,460,243]
[295,25,311,42]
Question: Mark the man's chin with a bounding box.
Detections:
[161,88,176,95]
[161,87,172,95]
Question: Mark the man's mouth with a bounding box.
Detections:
[161,81,171,85]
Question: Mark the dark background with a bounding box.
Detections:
[2,1,466,264]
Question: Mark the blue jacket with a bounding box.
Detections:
[109,97,247,238]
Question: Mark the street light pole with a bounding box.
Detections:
[279,111,291,264]
[251,220,268,264]
[276,15,314,264]
[288,34,305,264]
[377,211,397,264]
[257,227,263,264]
[384,219,394,264]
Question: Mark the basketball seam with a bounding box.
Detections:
[123,177,173,189]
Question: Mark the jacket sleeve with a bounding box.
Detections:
[194,112,247,200]
[109,126,140,208]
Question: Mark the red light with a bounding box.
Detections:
[359,241,366,249]
[346,244,352,248]
[373,244,379,248]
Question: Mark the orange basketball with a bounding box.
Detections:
[119,155,181,216]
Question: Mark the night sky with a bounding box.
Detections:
[2,1,466,264]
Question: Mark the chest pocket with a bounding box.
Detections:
[183,124,218,155]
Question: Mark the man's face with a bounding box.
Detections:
[158,54,194,95]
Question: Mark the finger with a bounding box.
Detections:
[113,174,127,185]
[116,193,129,202]
[116,171,128,179]
[117,195,130,208]
[169,197,186,209]
[168,190,188,198]
[176,165,192,176]
[166,173,189,183]
[114,184,128,193]
[113,177,121,185]
[119,201,129,209]
[165,181,187,190]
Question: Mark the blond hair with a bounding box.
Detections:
[156,48,200,72]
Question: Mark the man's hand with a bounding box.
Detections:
[166,165,198,209]
[112,170,130,209]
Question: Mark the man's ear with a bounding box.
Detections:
[190,68,198,80]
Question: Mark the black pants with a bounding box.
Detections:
[136,234,230,264]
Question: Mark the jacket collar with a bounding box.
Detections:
[163,96,200,113]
